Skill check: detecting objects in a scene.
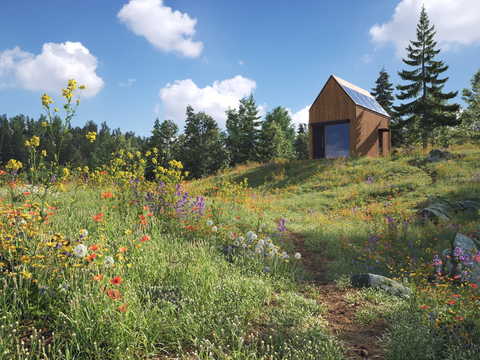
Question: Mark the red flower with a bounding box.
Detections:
[86,253,97,262]
[419,305,430,310]
[93,213,104,222]
[454,316,465,321]
[451,294,461,298]
[89,244,99,251]
[110,276,123,285]
[106,289,122,300]
[117,303,128,313]
[447,300,457,305]
[470,283,478,289]
[118,247,127,253]
[140,235,151,242]
[101,192,113,199]
[93,274,104,281]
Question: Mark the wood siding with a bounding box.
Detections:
[353,107,390,157]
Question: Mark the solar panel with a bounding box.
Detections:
[339,84,390,117]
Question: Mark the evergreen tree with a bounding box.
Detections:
[371,67,395,115]
[238,95,261,162]
[395,6,459,148]
[225,109,242,166]
[265,106,296,145]
[258,120,290,162]
[149,119,179,166]
[294,124,309,160]
[460,69,480,140]
[178,106,228,178]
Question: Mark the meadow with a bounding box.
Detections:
[1,139,480,359]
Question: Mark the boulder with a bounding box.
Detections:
[350,273,412,298]
[426,149,454,163]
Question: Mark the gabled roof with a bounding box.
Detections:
[312,75,390,118]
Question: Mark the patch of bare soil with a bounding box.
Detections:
[291,233,387,360]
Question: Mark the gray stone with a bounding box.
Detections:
[350,273,412,298]
[453,233,478,253]
[426,149,454,163]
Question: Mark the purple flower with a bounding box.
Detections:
[432,255,443,274]
[386,216,395,225]
[365,176,374,184]
[453,247,464,258]
[277,218,287,232]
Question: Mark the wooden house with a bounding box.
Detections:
[309,75,391,158]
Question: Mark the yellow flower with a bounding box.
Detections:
[40,121,48,127]
[68,79,77,91]
[41,93,54,107]
[30,136,40,147]
[41,150,47,157]
[6,159,22,171]
[86,131,97,143]
[54,107,59,112]
[20,271,32,279]
[62,167,70,178]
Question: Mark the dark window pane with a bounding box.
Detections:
[325,123,349,158]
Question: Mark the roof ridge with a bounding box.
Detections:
[332,75,373,98]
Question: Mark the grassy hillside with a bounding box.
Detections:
[1,144,479,359]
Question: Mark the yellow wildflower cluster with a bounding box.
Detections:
[86,131,97,143]
[5,159,23,171]
[41,94,54,107]
[25,136,40,148]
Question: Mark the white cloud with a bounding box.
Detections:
[0,42,103,97]
[158,75,256,128]
[288,106,310,128]
[118,0,203,58]
[119,78,137,87]
[370,0,480,55]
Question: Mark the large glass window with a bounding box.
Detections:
[325,122,350,158]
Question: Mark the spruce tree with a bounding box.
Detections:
[294,124,309,160]
[371,67,395,115]
[257,120,289,163]
[395,6,459,148]
[149,119,178,167]
[460,69,480,140]
[178,106,228,178]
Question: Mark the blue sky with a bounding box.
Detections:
[1,0,479,136]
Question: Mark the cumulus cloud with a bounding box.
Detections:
[370,0,480,55]
[0,42,104,97]
[289,106,310,128]
[118,0,203,58]
[158,75,257,128]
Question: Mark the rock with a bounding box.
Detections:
[453,232,478,252]
[426,149,454,163]
[350,273,412,298]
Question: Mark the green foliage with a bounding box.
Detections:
[294,123,309,160]
[395,6,460,148]
[178,106,229,178]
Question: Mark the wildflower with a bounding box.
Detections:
[73,244,88,258]
[447,300,457,305]
[139,235,150,242]
[294,252,302,260]
[110,276,122,285]
[101,192,113,199]
[118,247,127,253]
[41,93,54,107]
[5,159,22,171]
[41,150,47,157]
[104,256,115,266]
[79,229,89,238]
[277,218,287,232]
[469,283,478,289]
[106,289,122,300]
[20,271,33,279]
[86,254,97,262]
[211,226,218,232]
[117,304,128,313]
[246,231,257,242]
[454,316,464,321]
[89,244,99,252]
[419,305,430,310]
[40,121,48,127]
[281,252,290,260]
[93,274,103,281]
[93,213,104,222]
[86,131,97,143]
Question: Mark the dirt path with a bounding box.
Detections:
[291,233,387,360]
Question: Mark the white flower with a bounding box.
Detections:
[294,252,302,260]
[104,256,115,266]
[73,244,88,258]
[206,220,214,226]
[246,231,257,242]
[211,226,218,232]
[281,252,289,259]
[79,229,89,238]
[257,239,265,246]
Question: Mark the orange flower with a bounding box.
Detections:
[101,192,113,199]
[419,305,430,310]
[118,247,127,253]
[139,235,150,242]
[117,303,128,313]
[110,276,122,285]
[0,170,6,176]
[452,294,461,298]
[23,191,31,196]
[93,213,104,222]
[86,253,97,262]
[447,300,457,305]
[93,274,104,281]
[470,283,478,289]
[89,244,99,251]
[147,212,153,217]
[139,215,147,225]
[106,289,122,300]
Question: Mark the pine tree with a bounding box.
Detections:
[371,67,395,115]
[149,119,179,167]
[179,106,228,178]
[294,124,309,160]
[460,69,480,140]
[395,6,459,148]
